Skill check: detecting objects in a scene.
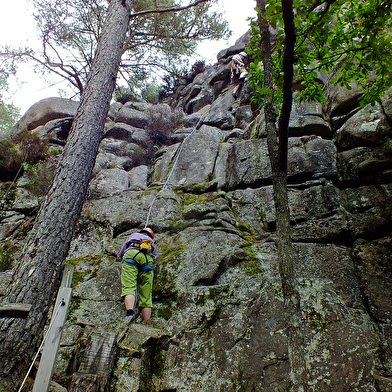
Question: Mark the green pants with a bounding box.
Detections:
[121,249,154,308]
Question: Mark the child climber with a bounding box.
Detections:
[119,227,156,324]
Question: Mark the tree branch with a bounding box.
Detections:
[130,0,210,18]
[296,0,335,51]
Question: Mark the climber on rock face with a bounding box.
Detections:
[119,227,156,325]
[231,51,248,99]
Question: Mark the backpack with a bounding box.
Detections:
[128,239,152,254]
[140,239,152,254]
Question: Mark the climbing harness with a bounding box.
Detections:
[123,238,154,270]
[144,107,212,227]
[123,258,153,271]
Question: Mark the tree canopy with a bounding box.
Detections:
[0,0,230,98]
[248,0,392,108]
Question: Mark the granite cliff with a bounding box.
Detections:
[1,34,392,391]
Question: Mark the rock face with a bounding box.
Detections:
[1,37,392,392]
[11,97,79,135]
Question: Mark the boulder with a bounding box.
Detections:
[88,168,132,198]
[105,122,138,141]
[108,102,123,120]
[128,165,148,191]
[226,138,271,190]
[217,30,251,61]
[203,94,236,129]
[154,125,225,186]
[0,211,26,241]
[11,97,79,135]
[287,135,337,180]
[381,85,392,122]
[92,151,134,177]
[115,106,150,129]
[234,105,253,131]
[225,136,337,190]
[323,79,363,118]
[32,117,73,145]
[289,100,331,138]
[338,146,392,184]
[334,102,391,150]
[184,87,214,114]
[83,188,181,234]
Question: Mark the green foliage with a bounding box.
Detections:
[0,76,20,134]
[123,145,154,170]
[277,378,293,392]
[141,84,161,104]
[0,186,16,219]
[246,19,272,105]
[0,243,14,272]
[67,298,81,322]
[160,60,206,98]
[2,0,229,97]
[13,130,49,162]
[113,86,141,104]
[146,104,184,145]
[231,366,249,392]
[247,0,392,107]
[0,138,24,181]
[295,0,392,106]
[0,130,49,181]
[24,156,59,197]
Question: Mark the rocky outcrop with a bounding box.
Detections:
[1,37,392,392]
[11,97,79,135]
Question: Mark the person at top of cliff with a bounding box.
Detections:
[119,227,156,325]
[231,51,248,98]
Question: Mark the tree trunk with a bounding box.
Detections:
[256,0,307,390]
[0,0,133,390]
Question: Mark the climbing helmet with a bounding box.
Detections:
[140,227,154,239]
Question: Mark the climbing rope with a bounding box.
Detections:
[144,108,211,227]
[17,298,65,392]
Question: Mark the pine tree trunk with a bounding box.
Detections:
[0,1,133,390]
[256,0,307,390]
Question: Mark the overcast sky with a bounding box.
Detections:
[0,0,256,114]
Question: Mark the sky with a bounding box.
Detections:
[0,0,257,114]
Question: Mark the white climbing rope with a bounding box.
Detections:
[17,299,65,392]
[144,109,210,227]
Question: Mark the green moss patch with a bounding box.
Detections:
[0,243,15,271]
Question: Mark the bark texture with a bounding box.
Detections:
[256,0,307,390]
[0,0,133,390]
